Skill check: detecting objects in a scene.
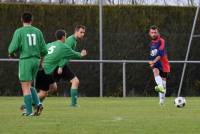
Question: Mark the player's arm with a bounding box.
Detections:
[38,32,47,69]
[57,49,87,74]
[71,49,87,59]
[63,45,86,59]
[149,39,165,66]
[57,59,69,74]
[39,31,48,57]
[149,56,161,66]
[8,30,20,58]
[57,48,87,74]
[149,53,163,67]
[58,49,87,68]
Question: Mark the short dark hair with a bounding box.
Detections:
[75,25,86,32]
[55,29,66,40]
[22,12,32,23]
[150,25,159,30]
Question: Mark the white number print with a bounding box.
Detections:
[150,49,158,56]
[27,34,36,46]
[48,46,56,54]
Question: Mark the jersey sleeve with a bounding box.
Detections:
[71,50,81,59]
[63,45,82,59]
[39,31,48,57]
[8,30,20,55]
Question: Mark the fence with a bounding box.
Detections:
[1,58,200,97]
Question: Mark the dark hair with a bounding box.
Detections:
[55,29,66,40]
[75,25,86,32]
[22,12,32,23]
[150,25,159,30]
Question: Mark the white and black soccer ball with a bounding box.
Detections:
[174,97,186,108]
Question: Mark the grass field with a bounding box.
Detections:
[0,97,200,134]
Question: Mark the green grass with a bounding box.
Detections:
[0,97,200,134]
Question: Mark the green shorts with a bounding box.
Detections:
[19,57,40,81]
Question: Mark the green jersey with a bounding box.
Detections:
[44,40,82,74]
[8,25,47,59]
[65,35,77,50]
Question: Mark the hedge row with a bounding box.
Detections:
[0,4,200,96]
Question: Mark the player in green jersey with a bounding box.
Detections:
[65,25,86,106]
[44,30,85,75]
[8,12,47,116]
[20,29,87,113]
[35,29,86,105]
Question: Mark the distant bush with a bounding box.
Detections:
[0,4,200,96]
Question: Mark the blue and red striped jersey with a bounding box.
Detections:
[149,36,170,72]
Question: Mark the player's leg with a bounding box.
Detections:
[30,86,41,107]
[152,68,165,105]
[19,59,34,116]
[21,82,33,115]
[37,90,48,102]
[34,82,57,114]
[56,66,79,106]
[36,69,56,102]
[159,80,166,105]
[34,69,57,115]
[20,58,43,116]
[162,77,167,91]
[21,87,45,115]
[21,72,57,114]
[159,73,168,105]
[37,82,57,102]
[48,82,58,94]
[70,77,79,106]
[153,68,165,93]
[160,72,168,91]
[30,58,44,116]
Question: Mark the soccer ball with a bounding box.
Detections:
[174,97,186,108]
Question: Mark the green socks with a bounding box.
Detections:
[24,95,33,115]
[30,87,41,106]
[70,89,78,106]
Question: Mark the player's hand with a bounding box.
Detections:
[81,49,87,57]
[149,61,155,68]
[149,60,156,65]
[149,61,153,65]
[150,64,154,68]
[57,67,63,75]
[8,53,16,58]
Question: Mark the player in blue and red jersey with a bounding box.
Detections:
[148,25,170,105]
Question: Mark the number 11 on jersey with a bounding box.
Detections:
[27,34,36,46]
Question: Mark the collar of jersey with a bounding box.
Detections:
[23,23,32,27]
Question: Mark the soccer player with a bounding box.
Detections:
[20,29,87,113]
[65,25,86,106]
[37,29,87,105]
[8,12,47,116]
[148,25,170,105]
